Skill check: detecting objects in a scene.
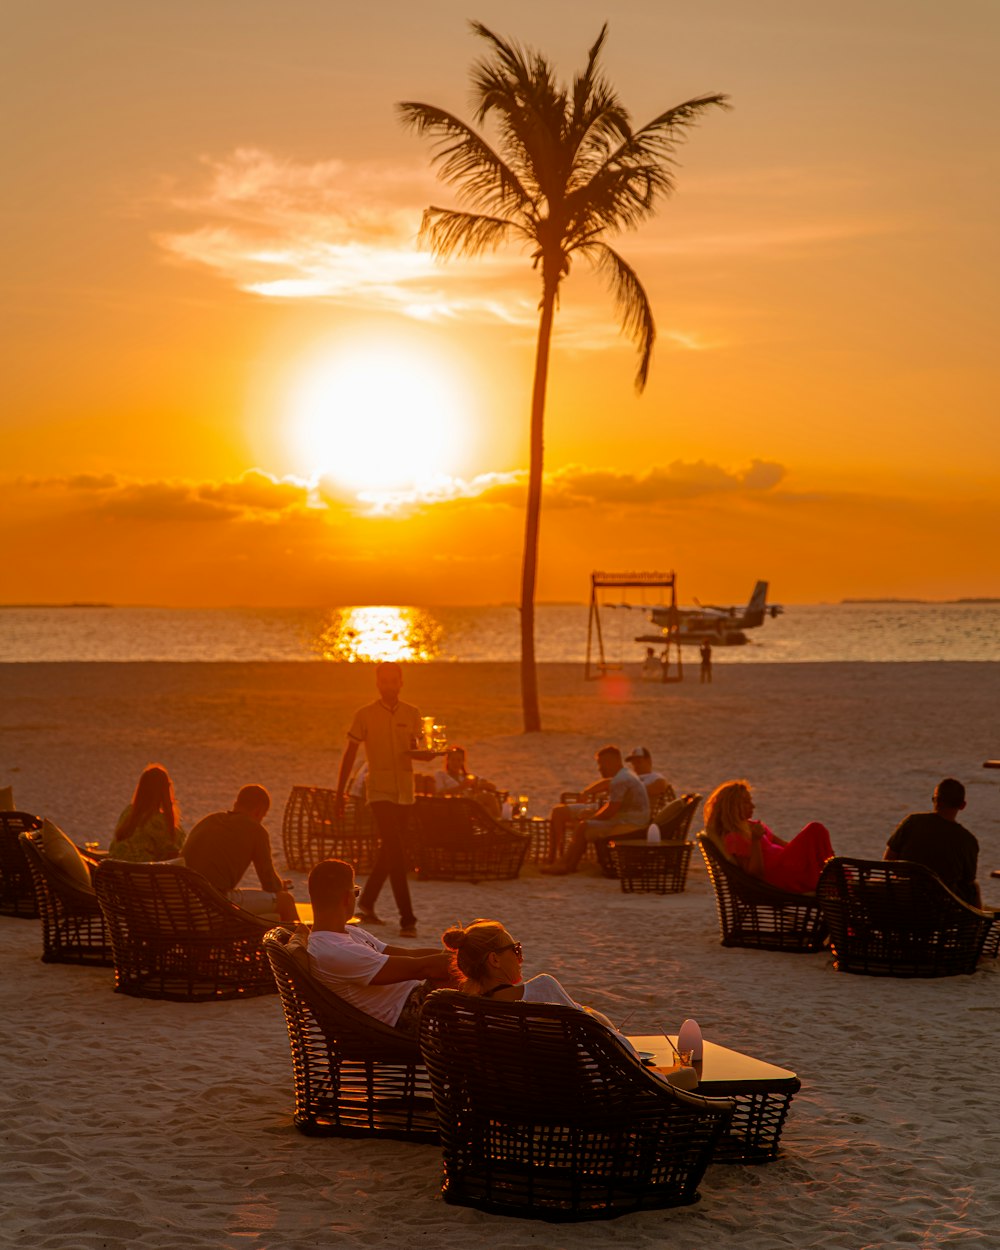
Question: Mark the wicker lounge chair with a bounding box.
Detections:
[263,927,437,1142]
[410,796,530,882]
[19,829,111,965]
[595,793,702,879]
[281,786,377,873]
[1,811,43,917]
[698,833,828,953]
[419,989,734,1222]
[94,859,276,1001]
[816,857,998,977]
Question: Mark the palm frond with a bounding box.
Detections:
[586,242,655,391]
[417,207,520,259]
[396,101,531,215]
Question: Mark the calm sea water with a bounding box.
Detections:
[1,602,999,663]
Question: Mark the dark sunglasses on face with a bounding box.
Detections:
[496,941,523,960]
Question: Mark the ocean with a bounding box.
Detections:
[1,601,999,663]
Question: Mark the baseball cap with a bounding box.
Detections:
[625,746,651,761]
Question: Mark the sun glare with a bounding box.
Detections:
[287,343,470,494]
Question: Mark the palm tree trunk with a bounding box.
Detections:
[520,275,558,733]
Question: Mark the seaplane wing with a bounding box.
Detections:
[639,581,782,646]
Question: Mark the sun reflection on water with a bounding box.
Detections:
[312,606,443,663]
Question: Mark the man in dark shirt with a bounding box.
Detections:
[884,778,981,906]
[184,784,298,921]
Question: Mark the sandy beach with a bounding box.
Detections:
[3,660,1000,1248]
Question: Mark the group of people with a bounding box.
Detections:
[108,765,298,923]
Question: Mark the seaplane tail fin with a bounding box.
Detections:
[743,581,769,626]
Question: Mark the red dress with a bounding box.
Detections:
[724,822,833,894]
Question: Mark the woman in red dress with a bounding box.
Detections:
[705,779,834,894]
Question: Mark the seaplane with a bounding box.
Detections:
[636,580,783,647]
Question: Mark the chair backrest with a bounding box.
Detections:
[95,858,270,938]
[658,793,702,840]
[0,811,43,915]
[816,856,994,976]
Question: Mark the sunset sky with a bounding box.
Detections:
[4,0,998,606]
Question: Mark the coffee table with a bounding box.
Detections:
[629,1034,801,1163]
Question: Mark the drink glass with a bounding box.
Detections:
[676,1048,694,1067]
[432,723,447,750]
[517,794,529,819]
[420,716,435,751]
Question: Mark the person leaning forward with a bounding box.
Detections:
[336,660,435,938]
[183,784,298,922]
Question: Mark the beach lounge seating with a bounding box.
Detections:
[410,796,530,882]
[0,811,43,917]
[419,989,734,1222]
[263,927,437,1142]
[19,828,111,965]
[595,793,702,879]
[94,859,276,1000]
[698,833,828,953]
[816,857,999,977]
[281,785,377,873]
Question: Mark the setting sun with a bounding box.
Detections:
[286,342,472,494]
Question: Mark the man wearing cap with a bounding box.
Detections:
[541,745,650,875]
[625,747,673,809]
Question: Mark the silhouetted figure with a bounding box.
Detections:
[700,641,713,683]
[884,778,982,906]
[640,646,661,681]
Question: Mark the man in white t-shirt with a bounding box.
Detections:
[293,859,455,1035]
[625,747,674,810]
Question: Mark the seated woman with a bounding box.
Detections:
[433,746,502,821]
[108,763,186,862]
[442,918,625,1034]
[704,778,834,894]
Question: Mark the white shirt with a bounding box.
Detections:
[307,927,418,1027]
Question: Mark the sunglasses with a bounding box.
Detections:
[496,941,523,960]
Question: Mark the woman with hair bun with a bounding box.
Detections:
[441,918,620,1031]
[704,778,834,894]
[108,763,186,862]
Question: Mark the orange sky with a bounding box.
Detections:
[4,1,999,606]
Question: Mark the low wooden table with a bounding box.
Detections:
[629,1033,801,1163]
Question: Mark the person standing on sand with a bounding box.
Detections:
[183,784,298,921]
[336,661,434,938]
[700,640,713,683]
[884,778,983,907]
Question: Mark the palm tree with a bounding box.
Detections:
[399,23,729,732]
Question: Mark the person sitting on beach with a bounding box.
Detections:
[293,858,455,1036]
[640,647,662,681]
[541,745,650,875]
[624,746,674,810]
[433,745,502,820]
[704,779,834,895]
[183,784,298,922]
[108,763,186,863]
[884,778,982,906]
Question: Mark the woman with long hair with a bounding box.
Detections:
[704,779,833,894]
[108,763,186,862]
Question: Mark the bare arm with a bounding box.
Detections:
[369,952,454,985]
[589,799,623,823]
[582,778,611,800]
[336,739,360,816]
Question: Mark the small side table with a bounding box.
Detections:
[611,840,693,894]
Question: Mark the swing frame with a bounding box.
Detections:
[585,571,683,682]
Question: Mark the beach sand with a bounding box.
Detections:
[3,660,1000,1248]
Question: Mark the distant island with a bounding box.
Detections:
[841,598,1000,605]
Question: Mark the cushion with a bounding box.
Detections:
[39,819,94,891]
[655,798,687,838]
[0,786,13,811]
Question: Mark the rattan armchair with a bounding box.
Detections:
[281,786,377,873]
[419,990,734,1222]
[94,859,276,1001]
[411,796,530,882]
[1,811,43,917]
[595,793,702,878]
[816,857,998,977]
[698,833,828,953]
[19,829,111,965]
[263,928,437,1142]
